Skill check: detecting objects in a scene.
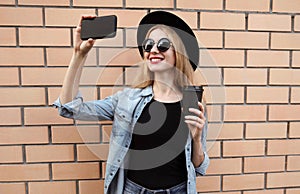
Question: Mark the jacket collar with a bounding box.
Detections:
[127,85,153,100]
[140,85,153,97]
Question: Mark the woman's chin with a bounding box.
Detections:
[147,62,174,73]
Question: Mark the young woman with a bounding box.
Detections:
[54,11,209,194]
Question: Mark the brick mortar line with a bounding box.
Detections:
[288,86,292,105]
[94,47,101,67]
[22,144,26,164]
[74,144,78,162]
[99,161,103,179]
[264,139,268,157]
[220,174,223,192]
[122,29,126,49]
[264,172,268,191]
[43,47,48,67]
[292,15,295,32]
[15,27,20,47]
[48,126,52,145]
[76,180,79,194]
[42,7,46,26]
[49,163,53,181]
[244,50,247,68]
[99,125,104,144]
[242,123,247,141]
[268,32,272,50]
[270,0,273,13]
[287,121,291,140]
[222,31,225,48]
[18,66,22,86]
[241,156,245,174]
[197,12,200,30]
[70,27,74,48]
[122,67,126,85]
[223,0,226,11]
[25,181,28,194]
[245,13,249,31]
[289,51,293,68]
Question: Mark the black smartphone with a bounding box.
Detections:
[182,85,204,116]
[80,15,117,40]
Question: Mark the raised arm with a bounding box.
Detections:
[59,15,96,105]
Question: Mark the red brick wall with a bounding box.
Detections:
[1,0,300,193]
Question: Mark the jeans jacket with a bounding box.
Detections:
[53,86,210,194]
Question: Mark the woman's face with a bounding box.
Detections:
[143,28,176,73]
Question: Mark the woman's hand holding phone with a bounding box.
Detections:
[74,15,117,57]
[74,15,96,57]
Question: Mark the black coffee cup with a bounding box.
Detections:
[182,85,204,116]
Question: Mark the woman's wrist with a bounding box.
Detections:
[73,50,88,59]
[192,140,205,167]
[69,52,87,67]
[192,131,202,143]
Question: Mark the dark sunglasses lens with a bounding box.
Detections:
[142,39,154,52]
[157,38,171,52]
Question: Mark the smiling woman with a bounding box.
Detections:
[54,11,209,194]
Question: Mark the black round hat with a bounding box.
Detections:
[137,11,199,71]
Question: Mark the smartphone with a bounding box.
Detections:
[80,15,117,40]
[182,85,204,116]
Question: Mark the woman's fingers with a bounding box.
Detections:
[79,38,95,54]
[74,26,82,48]
[184,119,204,129]
[198,102,205,113]
[78,15,97,27]
[186,108,205,119]
[185,114,204,122]
[184,101,206,131]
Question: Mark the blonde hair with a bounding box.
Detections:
[132,25,194,89]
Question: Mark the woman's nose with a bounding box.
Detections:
[150,43,159,53]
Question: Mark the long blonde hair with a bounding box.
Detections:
[132,25,194,89]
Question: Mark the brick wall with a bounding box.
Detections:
[0,0,300,193]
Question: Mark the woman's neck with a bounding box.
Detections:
[152,78,182,103]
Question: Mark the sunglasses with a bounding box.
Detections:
[142,38,173,53]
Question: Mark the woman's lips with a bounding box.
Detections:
[149,57,164,64]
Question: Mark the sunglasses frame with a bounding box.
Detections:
[142,38,173,53]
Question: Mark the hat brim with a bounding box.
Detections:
[137,11,199,71]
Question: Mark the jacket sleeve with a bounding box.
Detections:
[194,119,210,176]
[52,91,118,121]
[194,151,210,176]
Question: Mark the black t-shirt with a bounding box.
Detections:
[127,99,189,189]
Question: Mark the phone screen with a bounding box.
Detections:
[81,15,117,40]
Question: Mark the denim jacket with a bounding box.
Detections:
[53,86,209,194]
